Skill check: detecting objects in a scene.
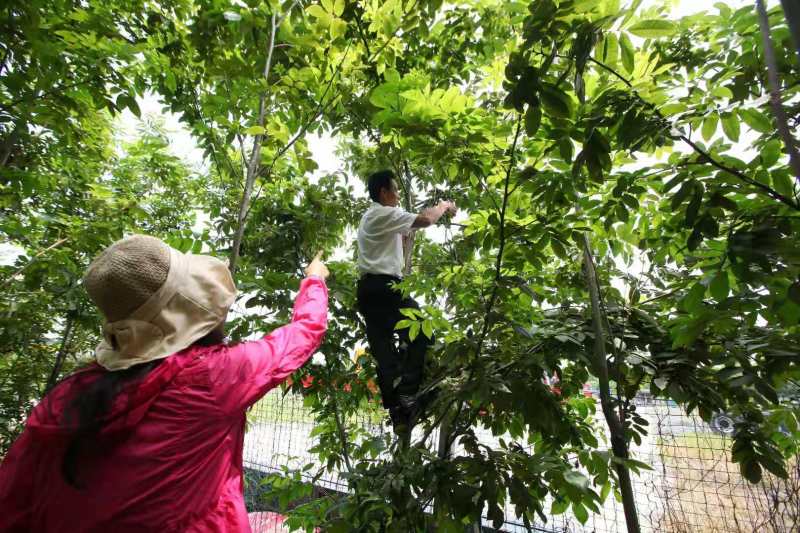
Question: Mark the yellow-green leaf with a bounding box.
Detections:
[330,18,347,40]
[628,19,676,39]
[244,125,266,135]
[333,0,345,17]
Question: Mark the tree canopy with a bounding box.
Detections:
[1,0,799,531]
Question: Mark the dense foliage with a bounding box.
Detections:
[2,0,799,531]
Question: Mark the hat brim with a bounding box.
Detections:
[95,248,237,371]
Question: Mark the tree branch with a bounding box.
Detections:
[757,0,800,189]
[475,116,523,356]
[587,55,800,211]
[45,313,75,393]
[229,11,280,275]
[1,237,68,288]
[581,234,640,533]
[243,42,353,222]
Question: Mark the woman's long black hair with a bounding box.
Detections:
[60,327,226,488]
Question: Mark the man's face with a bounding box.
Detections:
[379,179,400,207]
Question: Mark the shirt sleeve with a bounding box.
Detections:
[365,206,418,237]
[208,276,328,416]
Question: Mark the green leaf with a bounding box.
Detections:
[710,271,729,302]
[760,139,782,167]
[117,94,140,118]
[525,105,542,136]
[628,19,677,38]
[773,170,793,197]
[721,111,740,142]
[540,84,572,119]
[619,33,635,73]
[550,238,568,259]
[551,499,569,515]
[711,86,733,100]
[739,108,772,133]
[564,470,590,490]
[742,459,762,484]
[165,71,177,93]
[682,282,706,313]
[559,138,573,162]
[307,4,330,24]
[701,113,718,141]
[330,18,347,39]
[572,502,589,524]
[244,125,266,135]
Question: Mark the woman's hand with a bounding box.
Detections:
[304,251,329,279]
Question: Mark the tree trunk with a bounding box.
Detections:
[780,0,800,65]
[45,314,74,393]
[229,12,280,275]
[581,235,641,533]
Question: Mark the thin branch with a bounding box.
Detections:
[431,116,524,453]
[1,237,68,288]
[45,313,75,393]
[229,10,280,275]
[756,0,800,189]
[244,42,353,222]
[587,55,800,211]
[475,116,523,357]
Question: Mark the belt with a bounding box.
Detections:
[360,273,402,282]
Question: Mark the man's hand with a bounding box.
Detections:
[304,251,329,279]
[442,200,457,216]
[413,201,458,228]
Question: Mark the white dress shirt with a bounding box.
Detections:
[357,202,417,278]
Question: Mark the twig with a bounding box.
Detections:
[1,237,68,288]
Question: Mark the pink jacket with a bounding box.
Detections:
[0,276,328,532]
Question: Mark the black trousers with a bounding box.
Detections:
[357,274,433,410]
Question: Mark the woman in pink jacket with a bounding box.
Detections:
[0,234,329,532]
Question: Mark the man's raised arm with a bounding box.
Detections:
[412,200,457,228]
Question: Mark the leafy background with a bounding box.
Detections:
[1,0,799,530]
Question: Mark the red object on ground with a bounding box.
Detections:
[0,278,328,532]
[247,512,320,533]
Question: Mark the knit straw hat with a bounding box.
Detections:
[84,235,237,371]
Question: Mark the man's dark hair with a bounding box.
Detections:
[367,170,395,202]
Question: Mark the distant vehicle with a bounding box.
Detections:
[710,412,737,436]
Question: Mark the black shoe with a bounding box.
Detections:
[389,407,411,436]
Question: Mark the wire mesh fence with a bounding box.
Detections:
[242,392,799,532]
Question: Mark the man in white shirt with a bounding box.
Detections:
[356,170,456,432]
